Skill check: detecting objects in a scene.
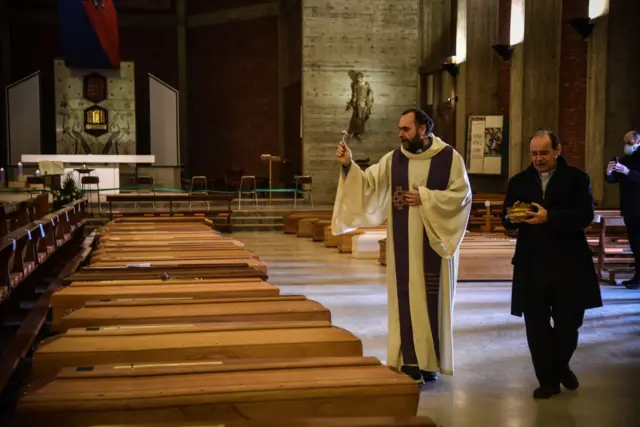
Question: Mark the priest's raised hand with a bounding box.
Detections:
[336,141,352,166]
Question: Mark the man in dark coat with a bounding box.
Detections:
[605,130,640,289]
[502,129,603,400]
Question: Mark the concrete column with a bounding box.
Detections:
[508,44,524,177]
[585,14,608,205]
[454,0,501,170]
[0,1,10,167]
[177,0,188,173]
[521,0,563,169]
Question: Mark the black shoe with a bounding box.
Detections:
[420,370,438,382]
[533,384,561,399]
[622,277,639,288]
[561,370,579,390]
[401,365,424,384]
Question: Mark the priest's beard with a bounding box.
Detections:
[402,135,426,153]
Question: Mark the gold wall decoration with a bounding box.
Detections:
[84,105,109,137]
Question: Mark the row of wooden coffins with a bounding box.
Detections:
[283,210,516,282]
[12,216,437,427]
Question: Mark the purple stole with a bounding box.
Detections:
[391,145,453,367]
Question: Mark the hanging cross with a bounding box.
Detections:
[392,185,406,210]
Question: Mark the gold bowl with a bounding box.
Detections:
[506,203,532,219]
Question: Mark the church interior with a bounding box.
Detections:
[0,0,639,426]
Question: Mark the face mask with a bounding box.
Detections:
[624,144,637,156]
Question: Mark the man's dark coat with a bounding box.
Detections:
[502,156,603,316]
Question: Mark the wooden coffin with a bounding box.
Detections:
[50,279,281,328]
[64,264,267,282]
[31,321,363,379]
[338,227,387,253]
[298,218,323,237]
[111,216,213,222]
[99,225,217,232]
[312,220,332,241]
[283,211,333,234]
[16,357,419,427]
[94,240,246,253]
[85,418,437,427]
[352,231,387,259]
[63,277,264,287]
[55,295,331,332]
[98,233,223,242]
[88,258,268,275]
[324,225,341,247]
[91,248,254,261]
[458,233,515,281]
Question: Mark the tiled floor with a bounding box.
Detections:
[231,230,640,427]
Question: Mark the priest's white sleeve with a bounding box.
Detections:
[331,153,392,235]
[417,150,472,259]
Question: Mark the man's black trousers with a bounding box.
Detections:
[523,278,585,386]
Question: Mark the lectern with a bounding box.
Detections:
[260,154,282,204]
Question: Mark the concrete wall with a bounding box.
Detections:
[301,0,419,204]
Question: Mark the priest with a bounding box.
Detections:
[332,108,472,384]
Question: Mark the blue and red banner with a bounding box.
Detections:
[57,0,120,69]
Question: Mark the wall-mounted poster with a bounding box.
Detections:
[465,115,508,176]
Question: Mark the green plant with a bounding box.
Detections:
[51,172,83,210]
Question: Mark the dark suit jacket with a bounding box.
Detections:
[501,156,602,316]
[605,150,640,217]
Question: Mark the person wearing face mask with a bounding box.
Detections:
[332,108,472,385]
[605,130,640,289]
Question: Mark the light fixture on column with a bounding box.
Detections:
[568,17,595,39]
[442,56,459,77]
[492,44,514,61]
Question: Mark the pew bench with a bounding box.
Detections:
[596,215,634,284]
[0,199,89,421]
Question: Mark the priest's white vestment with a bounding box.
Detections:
[331,135,472,375]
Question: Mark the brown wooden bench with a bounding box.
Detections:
[0,199,89,421]
[468,193,505,233]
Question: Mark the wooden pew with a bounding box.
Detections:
[0,199,89,415]
[30,321,363,379]
[595,215,634,284]
[54,295,331,332]
[16,357,419,427]
[468,194,505,233]
[283,211,333,234]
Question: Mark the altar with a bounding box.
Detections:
[20,155,155,201]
